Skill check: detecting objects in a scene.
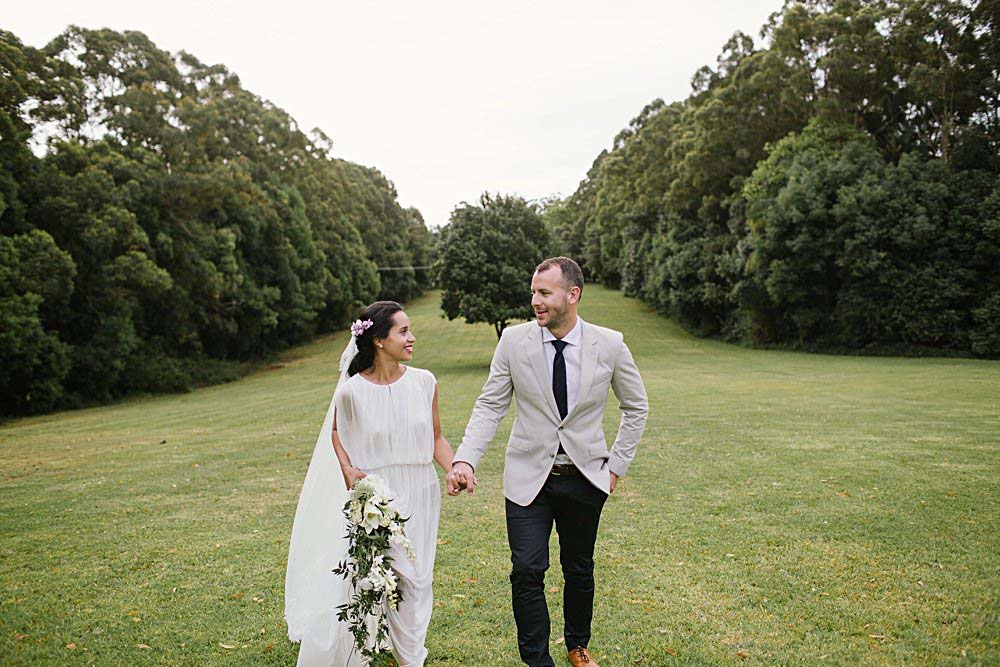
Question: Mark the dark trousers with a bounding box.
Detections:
[506,471,608,667]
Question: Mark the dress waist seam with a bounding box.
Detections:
[362,462,435,472]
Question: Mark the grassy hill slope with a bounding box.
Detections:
[2,287,997,665]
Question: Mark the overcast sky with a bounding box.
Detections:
[7,0,782,227]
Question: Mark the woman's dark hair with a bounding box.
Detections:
[348,300,404,376]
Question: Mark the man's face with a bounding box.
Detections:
[530,267,578,330]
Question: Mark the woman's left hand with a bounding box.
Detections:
[343,466,367,490]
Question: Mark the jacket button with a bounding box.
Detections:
[558,426,563,431]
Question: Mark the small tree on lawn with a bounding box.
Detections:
[437,193,551,338]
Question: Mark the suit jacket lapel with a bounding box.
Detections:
[567,320,599,421]
[526,324,561,420]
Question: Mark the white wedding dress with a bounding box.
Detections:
[286,366,440,667]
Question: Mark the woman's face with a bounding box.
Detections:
[377,311,415,362]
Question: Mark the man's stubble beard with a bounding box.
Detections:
[542,297,570,332]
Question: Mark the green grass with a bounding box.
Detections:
[1,286,997,666]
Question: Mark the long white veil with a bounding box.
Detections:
[285,336,361,665]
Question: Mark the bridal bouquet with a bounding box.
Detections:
[333,475,415,662]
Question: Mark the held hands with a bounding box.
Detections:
[342,466,367,490]
[446,462,476,496]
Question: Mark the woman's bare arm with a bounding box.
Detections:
[332,409,366,489]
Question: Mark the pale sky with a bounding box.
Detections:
[7,0,782,228]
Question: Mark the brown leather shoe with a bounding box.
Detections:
[568,646,599,667]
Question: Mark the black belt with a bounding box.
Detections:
[550,463,580,476]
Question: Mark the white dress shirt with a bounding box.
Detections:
[542,318,582,464]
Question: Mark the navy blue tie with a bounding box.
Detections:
[551,339,569,421]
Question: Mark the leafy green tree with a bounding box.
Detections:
[0,231,74,413]
[834,158,999,352]
[559,0,998,355]
[741,119,886,343]
[437,193,550,337]
[0,26,433,415]
[0,30,80,235]
[540,195,582,260]
[969,180,1000,356]
[742,117,1000,352]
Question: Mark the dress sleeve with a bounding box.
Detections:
[333,381,355,430]
[425,369,437,406]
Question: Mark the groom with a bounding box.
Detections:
[448,257,648,667]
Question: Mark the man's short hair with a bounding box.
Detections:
[535,256,584,296]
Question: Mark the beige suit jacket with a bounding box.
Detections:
[453,318,649,506]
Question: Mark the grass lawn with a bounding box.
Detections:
[1,286,997,666]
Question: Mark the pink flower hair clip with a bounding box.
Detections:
[350,319,374,338]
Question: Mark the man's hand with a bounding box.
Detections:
[343,466,366,490]
[447,462,477,496]
[610,472,619,494]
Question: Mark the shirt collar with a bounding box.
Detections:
[541,317,582,347]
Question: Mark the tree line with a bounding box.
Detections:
[543,0,999,357]
[1,27,433,416]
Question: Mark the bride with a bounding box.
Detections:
[285,300,468,666]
